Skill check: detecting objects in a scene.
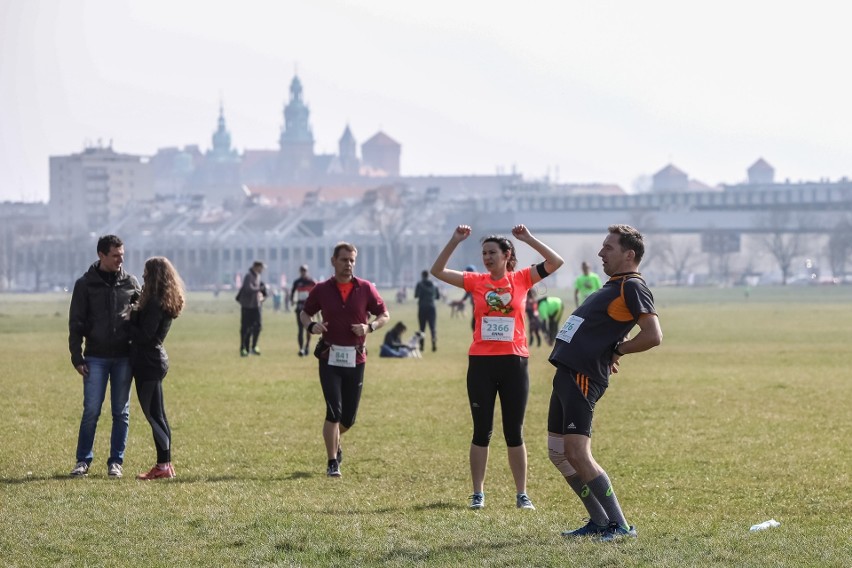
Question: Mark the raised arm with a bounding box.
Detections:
[511,224,564,284]
[430,225,471,289]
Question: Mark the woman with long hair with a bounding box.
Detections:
[380,321,410,358]
[431,224,563,509]
[128,256,185,480]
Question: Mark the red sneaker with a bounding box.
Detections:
[136,463,176,480]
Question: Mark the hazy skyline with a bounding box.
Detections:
[2,0,850,202]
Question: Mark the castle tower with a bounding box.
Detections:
[651,163,688,192]
[747,158,775,185]
[277,75,315,181]
[210,102,235,160]
[186,103,241,203]
[207,102,237,162]
[338,125,359,175]
[362,131,401,177]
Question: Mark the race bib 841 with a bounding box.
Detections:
[329,344,356,367]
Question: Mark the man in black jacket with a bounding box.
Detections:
[236,261,267,356]
[414,270,440,352]
[68,235,140,478]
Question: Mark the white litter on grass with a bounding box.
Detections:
[750,519,781,532]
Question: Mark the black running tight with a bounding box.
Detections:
[466,355,529,447]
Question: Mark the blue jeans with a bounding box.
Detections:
[75,357,132,465]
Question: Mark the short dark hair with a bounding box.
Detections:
[608,224,645,264]
[97,235,123,256]
[421,270,429,279]
[333,242,357,258]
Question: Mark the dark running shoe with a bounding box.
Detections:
[326,460,341,478]
[599,522,637,542]
[561,519,609,537]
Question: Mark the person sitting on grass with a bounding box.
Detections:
[379,322,412,358]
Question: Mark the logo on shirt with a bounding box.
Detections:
[484,287,513,315]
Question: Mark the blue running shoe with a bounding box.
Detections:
[516,493,535,510]
[599,522,637,541]
[561,519,609,537]
[469,492,485,509]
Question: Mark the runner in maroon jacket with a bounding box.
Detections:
[300,242,390,478]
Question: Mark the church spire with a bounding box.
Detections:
[339,124,359,175]
[210,100,234,160]
[280,75,314,147]
[276,74,315,181]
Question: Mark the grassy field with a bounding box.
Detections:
[1,285,850,567]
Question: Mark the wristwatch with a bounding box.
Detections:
[368,321,376,333]
[613,343,625,356]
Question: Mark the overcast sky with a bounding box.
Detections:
[2,0,850,202]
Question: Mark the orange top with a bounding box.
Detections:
[463,267,533,357]
[336,280,354,302]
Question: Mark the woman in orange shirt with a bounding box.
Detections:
[431,224,563,510]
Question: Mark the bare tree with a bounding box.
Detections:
[827,218,852,278]
[756,210,808,285]
[657,233,701,285]
[0,226,13,291]
[708,250,735,286]
[701,231,741,286]
[368,185,434,287]
[628,209,662,275]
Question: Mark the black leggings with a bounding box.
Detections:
[545,315,561,344]
[418,305,437,342]
[319,360,365,428]
[466,355,529,447]
[296,309,311,351]
[135,379,171,463]
[240,307,262,350]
